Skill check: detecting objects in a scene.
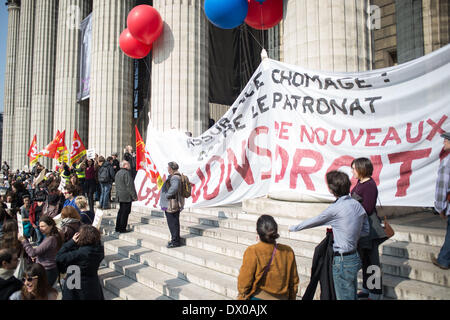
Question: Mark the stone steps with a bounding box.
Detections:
[100,220,313,299]
[98,265,171,300]
[109,211,449,290]
[103,248,230,300]
[99,206,449,300]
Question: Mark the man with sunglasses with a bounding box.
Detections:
[0,248,22,300]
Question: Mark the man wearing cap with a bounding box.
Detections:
[160,162,184,248]
[431,132,450,270]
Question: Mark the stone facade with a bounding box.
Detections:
[1,0,449,170]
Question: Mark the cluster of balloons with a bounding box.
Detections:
[204,0,282,30]
[119,5,164,59]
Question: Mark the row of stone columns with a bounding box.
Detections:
[2,1,20,168]
[3,0,374,170]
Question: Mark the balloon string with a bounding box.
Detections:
[142,57,151,75]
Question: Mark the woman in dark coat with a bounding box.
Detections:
[56,224,104,300]
[351,158,387,300]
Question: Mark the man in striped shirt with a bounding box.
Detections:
[432,132,450,270]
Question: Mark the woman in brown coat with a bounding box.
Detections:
[237,215,299,300]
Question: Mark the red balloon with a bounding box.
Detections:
[127,5,163,45]
[119,28,152,59]
[245,0,282,30]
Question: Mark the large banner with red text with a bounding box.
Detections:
[135,44,450,209]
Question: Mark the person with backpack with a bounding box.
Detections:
[160,162,185,248]
[114,161,137,233]
[97,156,115,209]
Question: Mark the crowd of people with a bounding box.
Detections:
[0,146,138,300]
[1,131,449,301]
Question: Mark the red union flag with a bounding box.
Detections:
[135,126,163,189]
[38,131,63,159]
[27,134,40,166]
[55,130,69,164]
[70,130,86,164]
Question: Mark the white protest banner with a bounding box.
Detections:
[16,213,23,237]
[135,45,450,209]
[87,149,95,160]
[92,209,104,230]
[58,176,66,192]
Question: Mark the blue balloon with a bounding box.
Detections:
[204,0,248,29]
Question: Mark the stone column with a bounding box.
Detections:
[89,0,134,157]
[422,0,449,55]
[54,0,91,154]
[151,0,209,136]
[30,0,58,170]
[283,0,372,72]
[2,1,20,168]
[13,0,35,170]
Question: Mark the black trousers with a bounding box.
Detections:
[359,242,383,295]
[116,202,132,232]
[86,179,96,213]
[165,210,180,244]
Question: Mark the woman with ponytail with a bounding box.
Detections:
[237,215,299,300]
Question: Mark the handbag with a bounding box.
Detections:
[383,216,395,238]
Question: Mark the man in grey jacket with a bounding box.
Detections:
[114,161,137,233]
[160,162,184,248]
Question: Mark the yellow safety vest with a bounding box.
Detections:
[61,171,70,184]
[76,163,86,179]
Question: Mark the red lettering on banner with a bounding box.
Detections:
[370,155,383,186]
[388,148,432,197]
[330,130,346,146]
[225,140,255,192]
[203,155,225,200]
[248,126,272,180]
[326,155,357,188]
[426,115,448,141]
[365,128,381,146]
[290,149,324,190]
[315,128,328,146]
[348,129,364,146]
[406,121,423,143]
[279,122,292,140]
[191,168,206,203]
[137,174,163,208]
[300,125,315,143]
[381,127,401,146]
[275,145,289,183]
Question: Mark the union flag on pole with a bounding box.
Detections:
[38,131,63,159]
[135,125,164,189]
[70,130,87,164]
[27,134,40,166]
[55,130,69,164]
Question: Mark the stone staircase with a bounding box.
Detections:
[98,201,450,300]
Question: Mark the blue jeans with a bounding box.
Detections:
[34,227,44,245]
[437,217,450,267]
[332,252,361,300]
[100,183,112,209]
